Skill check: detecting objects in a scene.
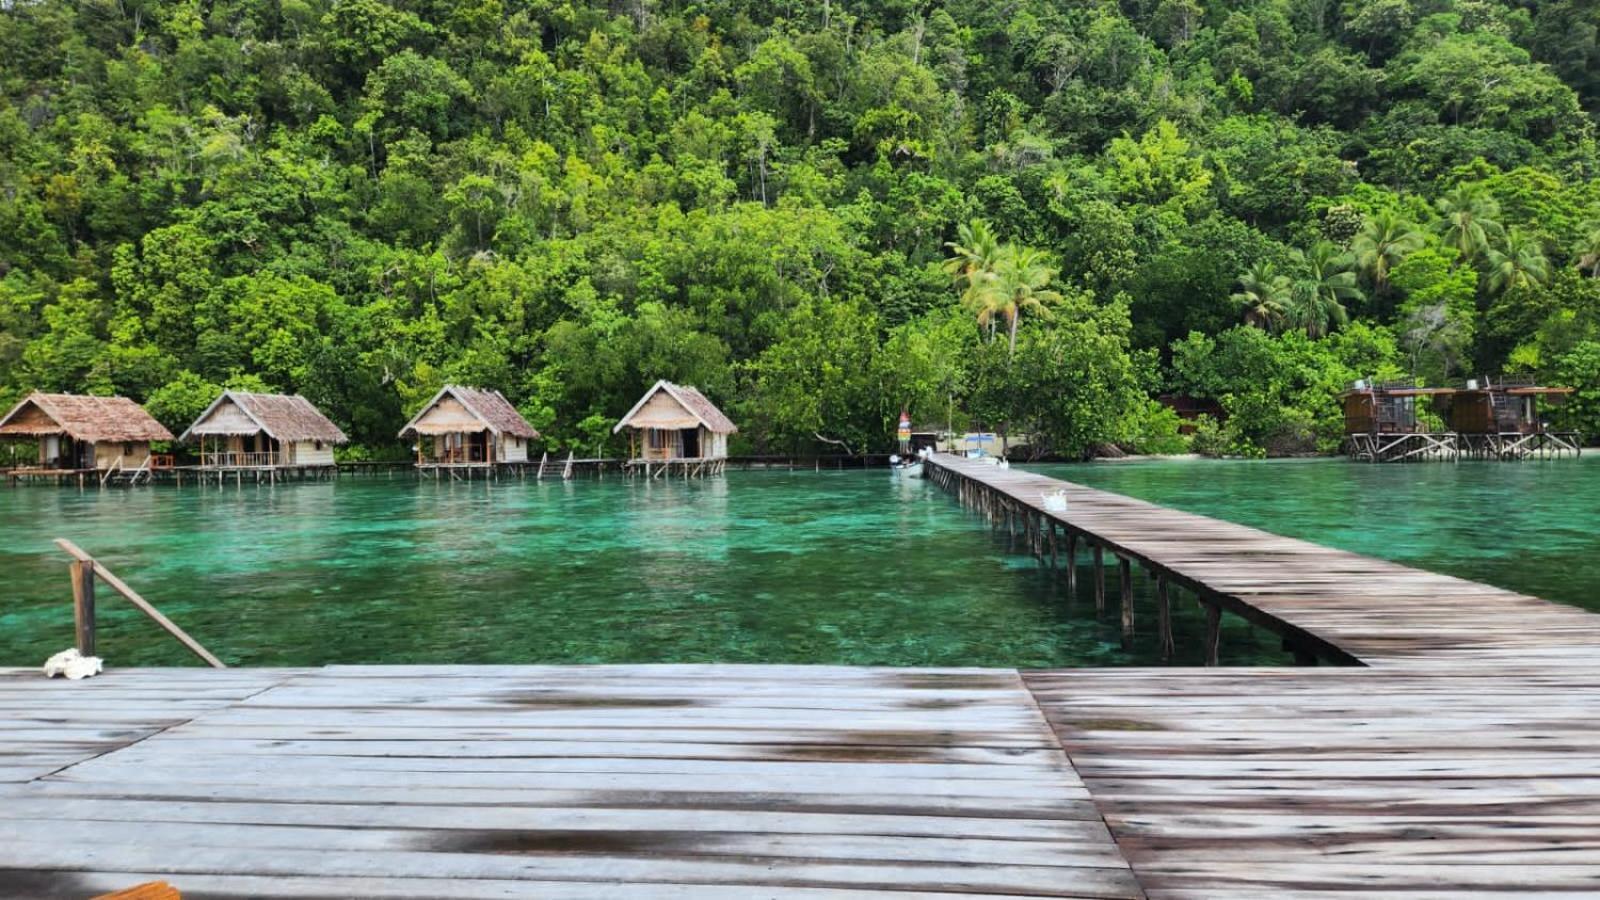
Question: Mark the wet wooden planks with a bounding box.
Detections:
[0,668,299,783]
[1025,667,1600,899]
[0,665,1144,900]
[924,455,1599,667]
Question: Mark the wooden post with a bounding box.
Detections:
[1157,576,1174,662]
[1093,545,1105,612]
[56,539,225,668]
[1065,532,1077,596]
[71,558,95,657]
[1047,521,1058,570]
[1203,600,1222,667]
[1119,557,1133,647]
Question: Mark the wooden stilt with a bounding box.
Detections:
[1093,545,1105,612]
[1157,576,1174,662]
[1065,532,1077,596]
[1119,557,1134,647]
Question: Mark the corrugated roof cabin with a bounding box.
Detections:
[0,392,173,474]
[1340,381,1452,437]
[614,380,737,463]
[399,385,538,468]
[1441,376,1573,435]
[180,391,348,469]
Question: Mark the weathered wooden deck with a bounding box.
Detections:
[4,455,1599,897]
[923,455,1599,668]
[0,665,1141,899]
[923,454,1600,897]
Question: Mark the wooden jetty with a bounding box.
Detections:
[6,455,1600,896]
[0,665,1141,900]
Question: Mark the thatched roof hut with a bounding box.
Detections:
[0,392,173,471]
[180,391,347,468]
[399,385,538,466]
[614,380,736,461]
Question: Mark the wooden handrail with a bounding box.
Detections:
[55,539,226,668]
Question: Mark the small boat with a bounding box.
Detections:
[889,453,924,478]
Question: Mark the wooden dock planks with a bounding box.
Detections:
[0,665,1144,900]
[922,455,1600,667]
[1025,667,1600,898]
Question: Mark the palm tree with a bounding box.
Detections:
[1484,227,1550,296]
[944,219,1005,339]
[1286,242,1361,338]
[1352,209,1424,296]
[1435,185,1502,265]
[1576,223,1600,277]
[1232,261,1293,333]
[977,244,1062,356]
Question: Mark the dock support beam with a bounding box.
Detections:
[1093,545,1105,612]
[1119,557,1134,648]
[1065,533,1077,596]
[1156,576,1174,662]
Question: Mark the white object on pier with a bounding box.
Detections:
[1042,489,1068,513]
[43,648,103,680]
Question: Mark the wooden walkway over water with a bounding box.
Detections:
[4,455,1599,897]
[923,455,1599,668]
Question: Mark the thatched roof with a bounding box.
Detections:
[0,392,174,442]
[179,391,348,444]
[613,380,737,435]
[398,385,539,439]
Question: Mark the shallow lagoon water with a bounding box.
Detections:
[3,458,1589,668]
[1,470,1280,668]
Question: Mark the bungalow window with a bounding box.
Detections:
[314,440,324,450]
[123,442,133,456]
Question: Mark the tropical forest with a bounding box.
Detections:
[2,0,1598,458]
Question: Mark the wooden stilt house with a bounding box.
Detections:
[0,392,173,483]
[179,391,348,473]
[399,385,538,471]
[1341,381,1457,462]
[1441,377,1579,459]
[614,380,737,477]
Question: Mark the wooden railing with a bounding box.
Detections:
[201,451,279,468]
[427,446,488,465]
[57,539,226,668]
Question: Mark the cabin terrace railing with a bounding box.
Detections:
[427,446,489,465]
[201,451,279,468]
[55,539,225,668]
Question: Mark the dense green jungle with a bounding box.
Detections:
[2,0,1598,458]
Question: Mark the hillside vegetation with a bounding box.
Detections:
[2,0,1598,456]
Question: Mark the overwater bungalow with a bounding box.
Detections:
[1441,376,1579,459]
[179,391,348,478]
[1343,376,1580,462]
[614,380,736,477]
[0,392,173,484]
[400,385,538,474]
[1341,380,1457,463]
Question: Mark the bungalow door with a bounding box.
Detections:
[680,428,700,458]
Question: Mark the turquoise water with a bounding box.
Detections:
[1038,456,1600,615]
[0,471,1282,668]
